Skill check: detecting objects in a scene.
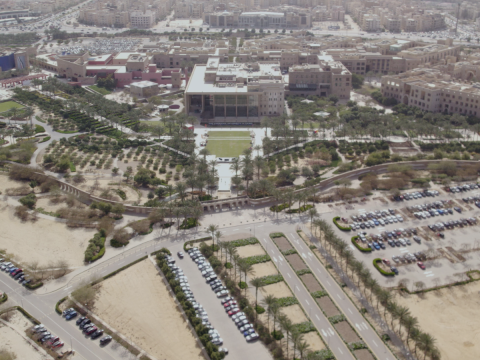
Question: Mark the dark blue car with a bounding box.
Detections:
[66,311,77,320]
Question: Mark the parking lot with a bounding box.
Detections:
[170,244,272,360]
[333,185,480,290]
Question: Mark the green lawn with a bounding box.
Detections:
[141,120,164,127]
[0,101,24,113]
[89,85,112,95]
[208,131,250,138]
[206,139,251,157]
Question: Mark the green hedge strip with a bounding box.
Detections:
[373,258,395,276]
[351,236,372,253]
[55,297,67,315]
[333,217,351,231]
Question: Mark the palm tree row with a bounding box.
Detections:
[312,219,440,360]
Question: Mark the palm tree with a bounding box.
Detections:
[297,340,310,360]
[403,315,418,345]
[261,294,277,332]
[207,224,219,247]
[239,261,255,295]
[269,302,281,337]
[253,144,262,156]
[291,330,304,360]
[396,306,411,335]
[233,254,241,281]
[226,244,237,275]
[175,181,187,203]
[250,277,263,320]
[214,230,222,252]
[419,332,436,360]
[278,314,293,358]
[308,207,318,224]
[230,157,241,176]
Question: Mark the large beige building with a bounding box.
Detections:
[381,68,480,117]
[287,55,352,99]
[184,58,285,123]
[204,10,312,28]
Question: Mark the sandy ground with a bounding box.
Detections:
[260,282,293,299]
[77,178,141,203]
[0,311,50,360]
[396,281,480,360]
[251,262,278,278]
[0,174,26,194]
[35,197,69,213]
[281,304,308,324]
[302,332,326,351]
[0,203,95,267]
[94,259,203,360]
[236,244,266,258]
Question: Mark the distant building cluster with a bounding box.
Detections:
[346,0,446,33]
[18,0,83,15]
[78,0,173,28]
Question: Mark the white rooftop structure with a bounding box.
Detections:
[130,80,159,88]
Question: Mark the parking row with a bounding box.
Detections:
[62,309,112,346]
[0,259,32,286]
[186,248,260,343]
[394,190,440,201]
[31,324,64,349]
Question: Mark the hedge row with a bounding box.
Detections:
[270,232,286,238]
[286,204,314,214]
[296,269,312,276]
[275,297,299,307]
[282,248,297,256]
[259,274,284,286]
[292,321,315,334]
[270,203,290,212]
[309,349,335,360]
[55,297,67,315]
[328,314,346,324]
[351,236,372,253]
[242,254,271,266]
[25,282,43,290]
[183,237,213,251]
[333,217,351,231]
[311,291,328,298]
[229,237,259,247]
[0,293,7,304]
[84,231,106,262]
[373,258,395,276]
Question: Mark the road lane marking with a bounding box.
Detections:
[350,245,355,250]
[356,323,361,331]
[301,253,306,259]
[326,280,331,286]
[279,256,284,262]
[348,308,353,314]
[362,322,368,330]
[337,347,343,354]
[273,257,278,263]
[336,294,341,300]
[372,340,378,347]
[321,329,327,337]
[287,273,291,278]
[316,315,320,320]
[424,271,432,274]
[305,300,310,305]
[426,274,435,277]
[328,328,334,336]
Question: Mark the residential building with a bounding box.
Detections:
[128,80,160,98]
[184,57,285,123]
[385,18,401,32]
[204,10,312,28]
[381,68,480,117]
[130,10,156,28]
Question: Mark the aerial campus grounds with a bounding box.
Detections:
[334,184,480,289]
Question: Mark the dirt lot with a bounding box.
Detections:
[354,349,375,360]
[236,244,266,258]
[300,273,323,292]
[316,296,340,317]
[396,280,480,360]
[334,321,360,343]
[94,259,203,360]
[0,202,95,267]
[77,178,141,204]
[273,236,293,251]
[303,331,326,352]
[282,304,308,324]
[285,254,308,271]
[251,262,278,278]
[260,282,293,299]
[0,310,50,360]
[0,174,26,193]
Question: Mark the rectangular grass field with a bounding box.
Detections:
[206,139,251,157]
[88,85,112,95]
[0,101,24,113]
[208,131,250,138]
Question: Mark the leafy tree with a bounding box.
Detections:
[351,73,364,89]
[134,167,156,186]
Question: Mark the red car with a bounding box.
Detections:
[417,262,426,270]
[382,259,391,266]
[223,301,237,308]
[52,342,64,349]
[228,308,240,316]
[86,327,98,336]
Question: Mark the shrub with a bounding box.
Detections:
[229,237,259,247]
[286,204,314,213]
[238,281,247,289]
[373,258,395,276]
[271,330,284,340]
[296,269,312,276]
[84,232,106,262]
[275,297,299,307]
[14,205,30,221]
[35,124,46,133]
[351,236,372,253]
[242,254,270,266]
[255,305,265,314]
[282,249,297,256]
[19,193,36,209]
[270,203,290,212]
[311,290,328,298]
[258,274,283,286]
[110,228,131,247]
[55,297,67,314]
[292,321,315,334]
[129,219,152,235]
[179,218,198,229]
[333,216,351,231]
[329,314,346,324]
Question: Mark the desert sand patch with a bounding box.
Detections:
[35,197,72,213]
[236,244,266,258]
[0,174,26,194]
[251,262,278,278]
[282,304,308,324]
[0,203,95,267]
[94,259,203,360]
[302,331,326,351]
[260,281,293,299]
[0,311,49,360]
[396,281,480,360]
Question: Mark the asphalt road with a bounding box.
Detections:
[0,216,400,360]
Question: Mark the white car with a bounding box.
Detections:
[217,290,229,298]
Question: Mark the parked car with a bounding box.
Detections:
[390,266,398,275]
[417,262,426,270]
[177,251,184,259]
[100,336,112,345]
[91,330,104,339]
[65,311,78,320]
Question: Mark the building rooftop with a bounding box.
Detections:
[130,80,159,88]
